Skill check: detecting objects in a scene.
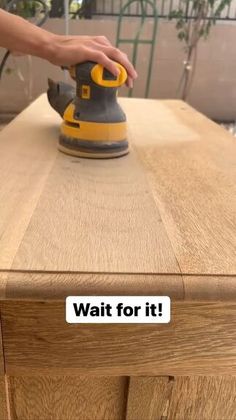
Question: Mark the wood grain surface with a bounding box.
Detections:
[0,98,59,271]
[123,98,236,275]
[1,272,235,301]
[0,315,5,377]
[183,275,236,300]
[11,143,178,274]
[1,272,184,301]
[0,376,8,420]
[167,376,236,420]
[126,376,173,420]
[0,95,235,281]
[126,376,236,420]
[1,91,236,420]
[6,375,236,420]
[0,273,8,303]
[0,316,8,420]
[8,376,127,420]
[1,301,235,376]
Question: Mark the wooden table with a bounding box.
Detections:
[0,95,235,420]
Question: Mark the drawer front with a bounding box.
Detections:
[1,301,235,376]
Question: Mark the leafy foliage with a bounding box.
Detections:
[169,0,232,47]
[169,0,232,100]
[1,0,49,20]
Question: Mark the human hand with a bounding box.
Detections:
[47,34,138,88]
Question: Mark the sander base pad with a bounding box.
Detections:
[58,134,129,159]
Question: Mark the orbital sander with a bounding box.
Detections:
[47,61,129,159]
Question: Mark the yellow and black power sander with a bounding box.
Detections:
[47,61,129,159]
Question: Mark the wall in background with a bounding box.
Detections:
[94,0,236,20]
[0,18,236,121]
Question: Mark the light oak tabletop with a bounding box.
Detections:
[0,95,235,301]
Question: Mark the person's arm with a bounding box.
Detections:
[0,9,137,87]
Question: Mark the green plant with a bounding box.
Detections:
[1,0,36,17]
[169,0,232,101]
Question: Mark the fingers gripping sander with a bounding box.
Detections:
[47,61,129,159]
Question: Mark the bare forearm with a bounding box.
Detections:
[0,9,137,84]
[0,9,53,58]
